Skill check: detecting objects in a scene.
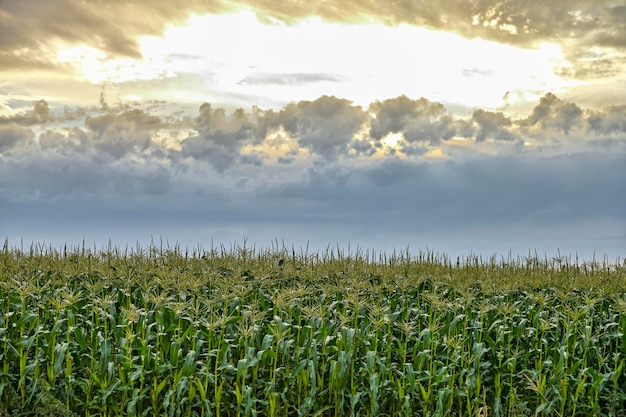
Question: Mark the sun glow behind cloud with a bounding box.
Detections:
[52,8,576,110]
[56,45,168,84]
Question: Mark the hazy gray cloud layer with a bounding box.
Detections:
[1,93,625,258]
[1,0,625,80]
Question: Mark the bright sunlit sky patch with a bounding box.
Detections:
[1,0,624,260]
[54,9,576,110]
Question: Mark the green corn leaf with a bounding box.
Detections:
[182,350,197,377]
[53,342,68,375]
[155,378,169,397]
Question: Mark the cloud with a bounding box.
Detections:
[1,92,623,164]
[38,127,85,153]
[2,92,623,174]
[0,100,54,126]
[369,96,456,145]
[590,5,626,48]
[238,73,348,86]
[263,95,367,160]
[32,108,167,174]
[1,92,625,258]
[235,0,626,80]
[0,51,65,73]
[181,104,256,171]
[2,1,624,83]
[472,109,517,142]
[587,105,626,135]
[519,92,584,135]
[0,124,34,153]
[462,68,494,77]
[82,109,164,161]
[0,1,225,62]
[86,109,162,135]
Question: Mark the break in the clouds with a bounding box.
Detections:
[2,0,625,81]
[3,0,626,111]
[0,1,624,259]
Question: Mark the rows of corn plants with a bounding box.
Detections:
[0,240,624,416]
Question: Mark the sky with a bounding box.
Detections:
[1,0,625,261]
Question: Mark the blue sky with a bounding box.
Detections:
[0,1,625,261]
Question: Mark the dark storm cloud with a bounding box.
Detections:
[369,96,456,145]
[238,73,348,86]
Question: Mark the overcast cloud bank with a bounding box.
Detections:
[1,93,624,260]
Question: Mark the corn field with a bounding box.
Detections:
[0,241,625,416]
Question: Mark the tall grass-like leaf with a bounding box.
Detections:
[0,243,625,416]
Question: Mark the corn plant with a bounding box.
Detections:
[0,240,624,416]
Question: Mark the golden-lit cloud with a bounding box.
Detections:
[1,1,623,115]
[2,0,625,84]
[2,92,624,172]
[22,8,577,113]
